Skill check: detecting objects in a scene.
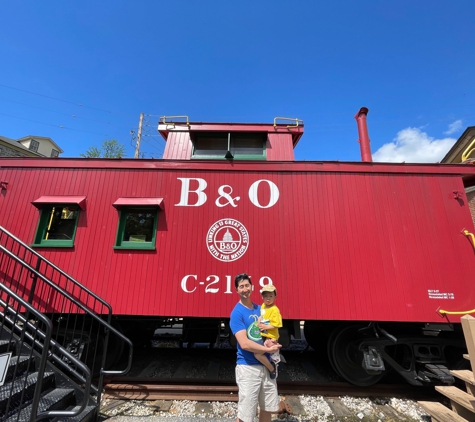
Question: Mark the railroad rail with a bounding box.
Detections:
[103,378,439,402]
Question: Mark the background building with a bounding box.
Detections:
[0,135,63,157]
[441,126,475,164]
[441,126,475,226]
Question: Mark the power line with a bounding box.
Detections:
[146,103,475,120]
[142,115,165,156]
[0,112,109,136]
[140,136,164,154]
[0,97,132,127]
[0,83,136,118]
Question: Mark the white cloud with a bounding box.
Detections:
[444,119,463,135]
[372,127,456,163]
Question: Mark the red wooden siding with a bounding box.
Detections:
[162,131,193,160]
[0,159,474,324]
[267,133,294,161]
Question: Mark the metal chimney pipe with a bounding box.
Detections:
[354,107,373,162]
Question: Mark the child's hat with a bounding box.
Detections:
[260,284,277,293]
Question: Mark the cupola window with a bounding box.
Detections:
[192,132,266,160]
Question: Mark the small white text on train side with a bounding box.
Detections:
[175,178,280,208]
[181,274,273,294]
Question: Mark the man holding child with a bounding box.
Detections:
[230,273,282,422]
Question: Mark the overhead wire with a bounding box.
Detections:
[140,115,165,157]
[0,97,132,128]
[0,85,141,151]
[0,83,137,118]
[2,83,473,157]
[0,112,109,136]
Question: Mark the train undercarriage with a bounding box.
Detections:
[90,317,467,387]
[304,320,466,386]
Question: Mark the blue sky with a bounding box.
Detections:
[1,1,474,162]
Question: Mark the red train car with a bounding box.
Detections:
[1,112,475,386]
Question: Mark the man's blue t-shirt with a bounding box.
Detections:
[230,302,263,365]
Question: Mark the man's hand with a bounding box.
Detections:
[266,342,282,353]
[264,339,278,347]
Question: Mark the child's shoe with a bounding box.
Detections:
[269,362,277,379]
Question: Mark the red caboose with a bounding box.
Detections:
[1,112,475,385]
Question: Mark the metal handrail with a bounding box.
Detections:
[273,117,304,128]
[159,115,190,128]
[439,308,475,316]
[0,226,132,364]
[0,227,113,318]
[1,298,94,389]
[0,283,91,421]
[0,243,132,371]
[462,138,475,162]
[463,229,475,250]
[0,225,133,415]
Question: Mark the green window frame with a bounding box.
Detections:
[32,204,80,248]
[191,132,267,160]
[114,207,159,250]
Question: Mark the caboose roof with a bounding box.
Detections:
[3,156,475,182]
[157,122,304,148]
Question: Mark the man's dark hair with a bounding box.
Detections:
[235,273,252,289]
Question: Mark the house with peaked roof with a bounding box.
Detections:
[0,135,63,157]
[441,126,475,164]
[17,136,63,157]
[0,135,42,157]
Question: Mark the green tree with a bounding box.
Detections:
[80,139,126,158]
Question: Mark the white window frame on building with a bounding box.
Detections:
[29,140,40,152]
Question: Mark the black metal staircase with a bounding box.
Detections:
[0,226,133,421]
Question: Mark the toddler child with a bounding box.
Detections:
[254,284,282,379]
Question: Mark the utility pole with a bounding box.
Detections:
[134,113,144,158]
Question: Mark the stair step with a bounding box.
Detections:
[5,355,35,383]
[0,372,55,415]
[435,386,475,420]
[418,401,468,422]
[5,388,76,422]
[450,370,475,396]
[51,405,97,422]
[451,370,475,385]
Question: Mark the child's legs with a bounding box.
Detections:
[270,350,280,363]
[263,339,281,363]
[254,352,274,371]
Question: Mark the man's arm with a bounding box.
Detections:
[235,330,282,354]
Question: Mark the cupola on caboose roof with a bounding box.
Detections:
[158,116,304,161]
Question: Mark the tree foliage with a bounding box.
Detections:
[81,139,126,158]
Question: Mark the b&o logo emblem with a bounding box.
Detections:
[206,219,249,262]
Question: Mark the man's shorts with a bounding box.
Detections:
[235,364,279,422]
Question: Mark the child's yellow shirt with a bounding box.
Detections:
[260,304,283,340]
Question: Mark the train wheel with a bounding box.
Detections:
[328,324,384,386]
